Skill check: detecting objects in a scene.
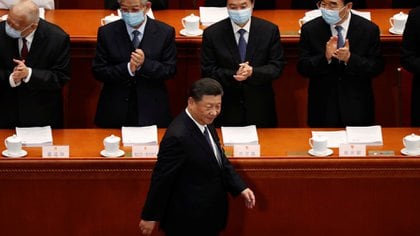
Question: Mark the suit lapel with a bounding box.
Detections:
[220,19,242,64]
[246,17,259,63]
[112,20,135,56]
[139,17,156,56]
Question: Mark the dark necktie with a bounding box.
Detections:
[203,126,222,167]
[21,37,28,60]
[132,30,140,49]
[238,29,247,62]
[335,25,344,49]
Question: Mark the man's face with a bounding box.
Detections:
[6,9,34,38]
[227,0,253,10]
[188,95,222,125]
[318,0,352,21]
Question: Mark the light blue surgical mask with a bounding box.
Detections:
[5,22,31,39]
[320,7,343,25]
[228,8,252,26]
[121,11,145,28]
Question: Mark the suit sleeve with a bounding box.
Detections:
[247,25,285,86]
[141,134,187,221]
[29,33,71,90]
[401,9,420,75]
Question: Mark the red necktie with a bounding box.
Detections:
[21,37,28,60]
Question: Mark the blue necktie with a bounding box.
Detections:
[204,126,222,167]
[335,25,344,48]
[238,29,247,62]
[132,30,140,48]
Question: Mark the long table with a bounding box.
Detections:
[0,9,413,128]
[1,128,420,236]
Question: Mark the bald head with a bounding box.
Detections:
[7,0,39,37]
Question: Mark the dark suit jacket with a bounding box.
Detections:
[204,0,275,9]
[291,0,366,9]
[401,7,420,126]
[0,19,71,128]
[201,17,285,128]
[92,17,176,128]
[297,14,384,127]
[141,111,247,234]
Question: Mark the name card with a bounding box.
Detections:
[233,145,260,157]
[42,145,70,158]
[132,145,159,158]
[339,144,366,157]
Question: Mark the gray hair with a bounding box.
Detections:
[118,0,148,5]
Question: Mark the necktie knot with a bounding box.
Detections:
[237,29,247,62]
[132,30,140,48]
[335,25,344,48]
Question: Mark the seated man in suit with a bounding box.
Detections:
[0,0,54,9]
[201,0,285,128]
[93,0,176,128]
[0,0,70,128]
[204,0,275,9]
[139,78,255,236]
[105,0,167,10]
[297,0,384,127]
[401,6,420,126]
[291,0,366,9]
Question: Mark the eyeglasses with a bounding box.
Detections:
[317,1,344,10]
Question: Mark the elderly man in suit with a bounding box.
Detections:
[0,0,70,128]
[401,6,420,126]
[201,0,285,128]
[92,0,176,128]
[297,0,384,127]
[139,78,255,236]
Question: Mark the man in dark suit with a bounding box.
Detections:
[104,0,167,10]
[93,0,176,128]
[401,6,420,126]
[204,0,275,9]
[0,0,71,128]
[201,0,285,128]
[291,0,366,9]
[139,78,255,236]
[297,0,384,127]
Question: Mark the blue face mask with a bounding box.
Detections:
[5,22,30,39]
[121,11,145,28]
[320,7,343,25]
[228,8,252,26]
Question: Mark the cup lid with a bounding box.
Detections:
[6,134,21,143]
[104,13,121,21]
[184,13,200,22]
[393,12,408,20]
[404,133,420,141]
[104,134,120,142]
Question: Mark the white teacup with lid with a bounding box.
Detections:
[103,134,121,155]
[181,13,200,35]
[389,12,408,34]
[101,13,121,25]
[403,133,420,154]
[309,135,328,154]
[4,134,24,157]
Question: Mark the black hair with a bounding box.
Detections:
[189,78,224,102]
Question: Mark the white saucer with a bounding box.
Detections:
[100,149,125,157]
[389,27,403,35]
[308,148,333,157]
[401,148,420,156]
[180,29,203,37]
[2,149,27,158]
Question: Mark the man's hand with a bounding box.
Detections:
[241,188,256,209]
[129,49,145,73]
[139,220,156,236]
[333,39,351,63]
[325,36,338,61]
[12,59,29,83]
[233,61,253,82]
